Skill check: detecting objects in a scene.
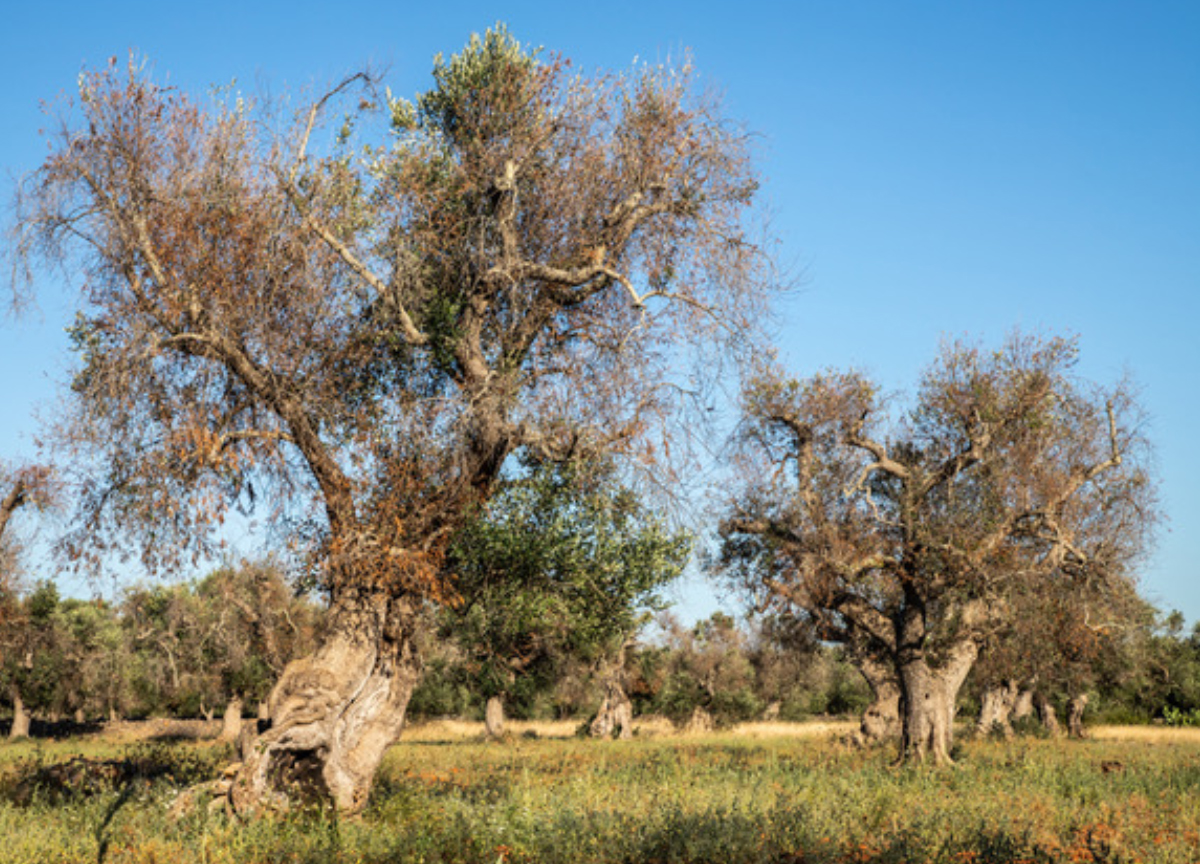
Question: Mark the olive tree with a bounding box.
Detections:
[0,463,54,736]
[448,459,689,739]
[713,334,1156,763]
[12,30,774,812]
[0,463,52,583]
[971,574,1151,739]
[195,561,325,739]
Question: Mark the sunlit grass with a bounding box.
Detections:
[1,723,1198,862]
[1091,723,1200,744]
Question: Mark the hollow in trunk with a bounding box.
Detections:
[229,591,422,816]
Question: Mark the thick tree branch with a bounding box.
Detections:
[0,480,29,543]
[278,173,429,348]
[969,405,1124,573]
[845,415,910,482]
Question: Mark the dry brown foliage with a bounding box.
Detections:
[11,41,777,601]
[715,333,1158,761]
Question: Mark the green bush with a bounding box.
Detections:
[1163,705,1200,727]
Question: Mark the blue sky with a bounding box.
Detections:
[1,1,1197,623]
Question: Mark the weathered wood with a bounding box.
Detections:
[229,592,422,816]
[484,695,506,741]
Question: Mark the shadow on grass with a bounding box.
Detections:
[0,741,226,807]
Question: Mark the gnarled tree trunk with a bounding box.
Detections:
[683,705,714,734]
[9,688,30,739]
[589,675,633,740]
[975,679,1020,739]
[854,649,902,746]
[1034,692,1062,738]
[1011,686,1035,721]
[484,694,506,740]
[229,591,422,816]
[1066,693,1088,739]
[221,696,244,742]
[898,638,977,764]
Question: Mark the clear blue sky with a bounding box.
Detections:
[2,1,1197,623]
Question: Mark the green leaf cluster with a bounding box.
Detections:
[447,458,691,697]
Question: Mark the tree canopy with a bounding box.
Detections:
[714,333,1158,762]
[14,33,771,594]
[10,28,777,813]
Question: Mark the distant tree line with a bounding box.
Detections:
[0,563,323,737]
[2,559,1197,739]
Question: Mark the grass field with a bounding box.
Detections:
[1,719,1198,863]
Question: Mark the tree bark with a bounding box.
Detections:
[9,688,30,739]
[683,705,714,734]
[898,639,977,764]
[975,680,1020,739]
[484,694,506,740]
[1011,686,1035,721]
[1034,692,1062,738]
[221,696,245,742]
[229,590,422,816]
[589,676,633,740]
[1066,693,1089,739]
[854,650,902,746]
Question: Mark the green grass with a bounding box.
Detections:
[1,727,1198,863]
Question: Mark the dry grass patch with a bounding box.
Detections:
[401,718,585,742]
[400,717,855,743]
[729,720,856,739]
[1089,724,1200,744]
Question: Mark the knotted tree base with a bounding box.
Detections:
[176,591,423,819]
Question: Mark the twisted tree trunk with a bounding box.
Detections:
[1034,692,1062,738]
[854,649,902,746]
[221,696,244,742]
[1011,686,1035,721]
[9,688,30,739]
[975,680,1020,739]
[484,695,506,740]
[590,675,633,740]
[229,590,422,816]
[1066,693,1089,739]
[898,638,977,764]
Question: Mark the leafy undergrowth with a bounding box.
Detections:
[1,727,1198,863]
